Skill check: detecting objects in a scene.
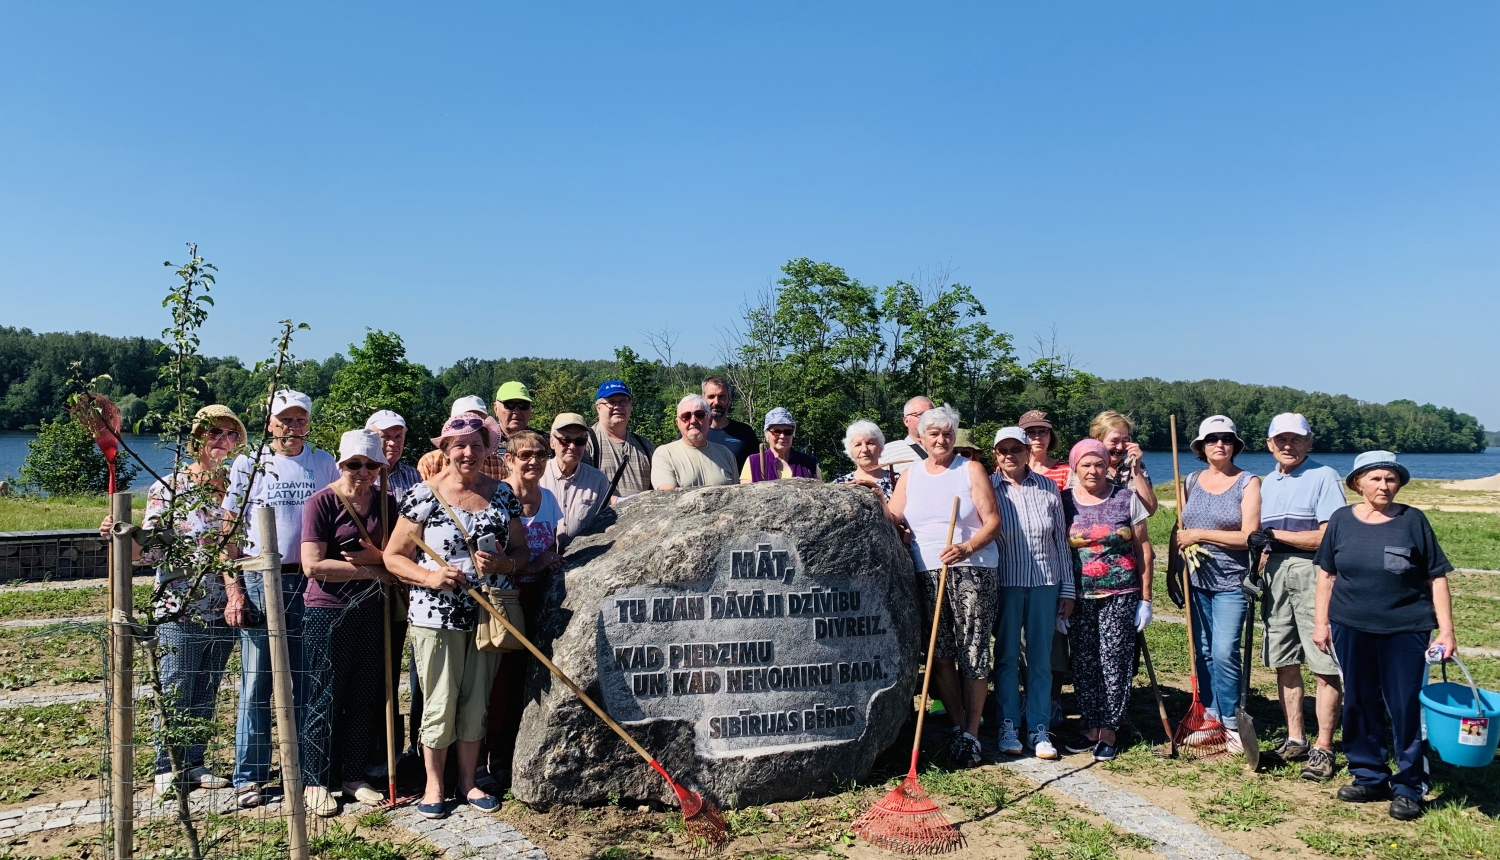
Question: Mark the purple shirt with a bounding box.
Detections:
[300,485,398,609]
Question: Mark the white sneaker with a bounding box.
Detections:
[305,785,339,817]
[998,719,1023,755]
[343,781,385,805]
[1030,725,1059,760]
[188,767,230,789]
[1226,730,1244,755]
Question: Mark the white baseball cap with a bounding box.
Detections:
[337,429,387,467]
[449,395,489,418]
[270,389,312,417]
[365,410,407,432]
[992,426,1028,447]
[1267,413,1313,439]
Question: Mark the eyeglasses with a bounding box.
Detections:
[554,435,588,448]
[500,400,531,411]
[205,427,240,441]
[904,411,927,419]
[444,417,486,432]
[510,451,548,462]
[767,427,794,436]
[1024,428,1050,438]
[1203,434,1237,445]
[343,459,381,472]
[679,410,707,421]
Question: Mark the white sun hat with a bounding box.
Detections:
[337,429,388,467]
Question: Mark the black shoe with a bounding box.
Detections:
[1337,783,1390,803]
[1064,735,1096,755]
[1389,795,1423,821]
[1092,741,1119,762]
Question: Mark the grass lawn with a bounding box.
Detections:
[0,494,145,532]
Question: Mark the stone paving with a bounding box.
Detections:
[0,791,547,859]
[997,755,1250,860]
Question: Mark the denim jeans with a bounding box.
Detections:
[1190,587,1246,730]
[154,617,237,774]
[992,584,1059,736]
[232,570,306,790]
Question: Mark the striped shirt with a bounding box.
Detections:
[384,462,423,504]
[991,468,1075,599]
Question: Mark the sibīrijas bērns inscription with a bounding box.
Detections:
[510,481,920,809]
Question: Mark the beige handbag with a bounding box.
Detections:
[423,482,526,652]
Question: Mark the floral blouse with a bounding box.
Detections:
[834,469,898,501]
[399,481,521,631]
[143,473,229,621]
[1062,485,1148,599]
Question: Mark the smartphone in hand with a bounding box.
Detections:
[475,532,498,556]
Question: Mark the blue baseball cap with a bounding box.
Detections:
[595,380,632,401]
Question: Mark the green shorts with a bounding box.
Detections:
[410,625,503,750]
[1261,554,1339,677]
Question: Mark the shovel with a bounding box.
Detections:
[1236,541,1267,771]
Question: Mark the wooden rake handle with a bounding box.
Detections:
[407,535,662,770]
[910,497,962,762]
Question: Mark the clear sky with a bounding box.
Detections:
[2,3,1496,427]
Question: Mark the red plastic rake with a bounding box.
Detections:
[68,393,123,493]
[854,497,964,855]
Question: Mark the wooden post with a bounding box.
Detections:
[246,507,309,860]
[108,492,134,860]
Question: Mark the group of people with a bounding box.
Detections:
[115,376,1460,824]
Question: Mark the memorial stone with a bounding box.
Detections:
[510,480,919,808]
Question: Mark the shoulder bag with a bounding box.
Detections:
[423,482,526,652]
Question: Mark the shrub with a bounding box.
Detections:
[19,416,137,495]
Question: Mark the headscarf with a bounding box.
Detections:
[1069,438,1110,474]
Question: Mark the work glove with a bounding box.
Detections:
[1246,528,1273,555]
[1055,614,1070,635]
[1135,600,1153,631]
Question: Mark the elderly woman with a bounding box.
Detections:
[1089,411,1158,515]
[1175,415,1260,754]
[834,420,897,500]
[990,427,1074,760]
[889,405,1002,768]
[1019,410,1070,491]
[102,405,245,796]
[299,429,399,814]
[1313,452,1455,821]
[486,430,566,789]
[741,407,821,482]
[1062,439,1152,761]
[384,413,528,819]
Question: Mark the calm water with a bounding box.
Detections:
[1140,448,1500,483]
[2,430,1497,489]
[0,431,182,487]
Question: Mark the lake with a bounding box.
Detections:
[2,431,1497,489]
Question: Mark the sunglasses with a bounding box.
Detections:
[443,417,486,433]
[995,446,1028,456]
[1203,434,1237,445]
[679,410,707,421]
[554,435,588,448]
[500,400,531,411]
[1024,428,1050,438]
[205,426,240,441]
[510,451,549,462]
[343,459,382,472]
[767,427,794,436]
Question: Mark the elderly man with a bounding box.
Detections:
[879,396,934,475]
[1255,412,1347,781]
[417,395,506,481]
[492,381,536,455]
[365,410,422,502]
[221,389,338,807]
[585,379,656,500]
[653,395,738,490]
[540,412,611,543]
[702,376,758,471]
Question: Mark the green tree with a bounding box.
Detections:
[312,330,440,461]
[20,415,138,495]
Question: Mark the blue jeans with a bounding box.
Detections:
[992,584,1059,736]
[1332,623,1429,801]
[154,617,237,774]
[233,570,306,789]
[1190,588,1246,730]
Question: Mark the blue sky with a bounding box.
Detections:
[2,3,1496,427]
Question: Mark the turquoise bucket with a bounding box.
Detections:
[1420,655,1500,768]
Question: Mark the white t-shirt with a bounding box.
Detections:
[222,446,339,564]
[650,439,737,489]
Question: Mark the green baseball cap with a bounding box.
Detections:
[494,381,533,404]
